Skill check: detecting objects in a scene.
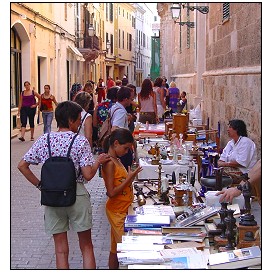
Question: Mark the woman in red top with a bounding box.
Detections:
[17,81,41,141]
[39,85,58,134]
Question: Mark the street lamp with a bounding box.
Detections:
[106,40,111,53]
[170,3,209,28]
[88,24,95,37]
[170,4,180,21]
[170,3,194,28]
[75,24,95,43]
[99,40,111,55]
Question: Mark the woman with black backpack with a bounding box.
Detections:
[18,101,110,269]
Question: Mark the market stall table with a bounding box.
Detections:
[137,157,199,182]
[133,123,166,139]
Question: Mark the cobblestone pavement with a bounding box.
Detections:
[11,121,110,270]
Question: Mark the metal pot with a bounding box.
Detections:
[200,175,233,191]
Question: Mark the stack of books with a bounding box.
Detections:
[208,246,261,269]
[117,237,209,268]
[131,228,162,235]
[160,247,209,269]
[161,226,207,242]
[124,214,170,232]
[117,250,165,266]
[117,233,170,266]
[135,205,176,222]
[121,235,173,245]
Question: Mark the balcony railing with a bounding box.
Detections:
[84,35,100,50]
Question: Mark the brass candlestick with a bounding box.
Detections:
[157,162,162,196]
[236,174,260,248]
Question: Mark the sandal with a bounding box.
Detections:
[18,137,25,142]
[30,137,34,141]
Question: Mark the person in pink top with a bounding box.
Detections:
[138,78,158,124]
[17,81,41,141]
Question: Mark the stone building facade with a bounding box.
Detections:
[157,3,261,158]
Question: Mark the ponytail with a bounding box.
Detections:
[102,135,111,153]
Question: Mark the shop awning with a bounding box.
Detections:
[68,45,85,62]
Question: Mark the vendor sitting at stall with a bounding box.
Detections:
[218,119,257,184]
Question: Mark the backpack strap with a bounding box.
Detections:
[47,133,52,158]
[46,132,80,178]
[66,133,79,157]
[46,132,79,159]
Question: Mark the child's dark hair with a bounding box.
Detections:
[55,101,82,128]
[102,128,134,152]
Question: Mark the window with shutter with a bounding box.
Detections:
[222,3,230,21]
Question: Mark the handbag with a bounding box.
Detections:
[16,115,21,129]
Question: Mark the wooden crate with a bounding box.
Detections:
[165,121,173,136]
[172,113,188,139]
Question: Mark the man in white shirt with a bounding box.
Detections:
[110,86,135,170]
[218,119,257,183]
[110,86,134,130]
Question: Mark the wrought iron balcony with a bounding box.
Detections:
[84,35,100,50]
[78,35,101,61]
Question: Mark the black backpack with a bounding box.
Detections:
[40,133,79,207]
[40,113,87,207]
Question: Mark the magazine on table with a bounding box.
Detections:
[160,247,208,269]
[117,250,165,265]
[174,206,219,227]
[121,235,173,245]
[124,214,170,231]
[162,226,207,242]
